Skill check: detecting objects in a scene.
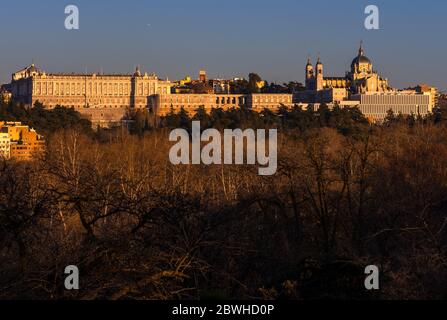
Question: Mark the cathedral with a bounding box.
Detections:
[302,44,391,103]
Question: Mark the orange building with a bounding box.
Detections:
[0,122,45,161]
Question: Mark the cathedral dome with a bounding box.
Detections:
[351,45,372,74]
[351,44,372,68]
[351,55,371,66]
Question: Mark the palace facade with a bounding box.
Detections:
[10,64,172,126]
[9,64,294,124]
[151,93,293,116]
[6,43,438,125]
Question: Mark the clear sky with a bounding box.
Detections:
[1,0,446,90]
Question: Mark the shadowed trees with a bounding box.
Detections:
[0,100,94,136]
[1,115,447,299]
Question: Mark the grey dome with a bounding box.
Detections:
[352,44,372,67]
[352,55,371,66]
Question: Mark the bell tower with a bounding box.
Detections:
[305,57,314,90]
[316,56,324,91]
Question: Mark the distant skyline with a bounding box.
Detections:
[1,0,446,90]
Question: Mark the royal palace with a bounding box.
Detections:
[4,43,438,125]
[9,64,172,126]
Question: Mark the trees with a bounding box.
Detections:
[0,160,56,273]
[191,82,212,94]
[163,107,191,130]
[127,108,153,136]
[193,106,212,129]
[1,109,447,299]
[158,105,370,133]
[248,73,263,93]
[0,101,93,136]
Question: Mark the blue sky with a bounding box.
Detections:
[1,0,446,90]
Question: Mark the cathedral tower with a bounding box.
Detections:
[316,56,324,91]
[305,58,314,90]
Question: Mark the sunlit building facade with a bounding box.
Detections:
[295,44,436,122]
[151,93,293,116]
[0,132,10,159]
[0,121,45,161]
[10,64,172,126]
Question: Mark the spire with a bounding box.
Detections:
[316,54,322,66]
[307,56,312,66]
[134,65,141,76]
[359,40,364,56]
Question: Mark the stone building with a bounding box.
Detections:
[0,121,45,160]
[0,84,12,104]
[247,94,293,112]
[411,84,438,109]
[151,93,293,116]
[10,64,172,126]
[305,92,432,123]
[295,43,436,122]
[351,92,432,122]
[0,132,10,159]
[299,43,391,103]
